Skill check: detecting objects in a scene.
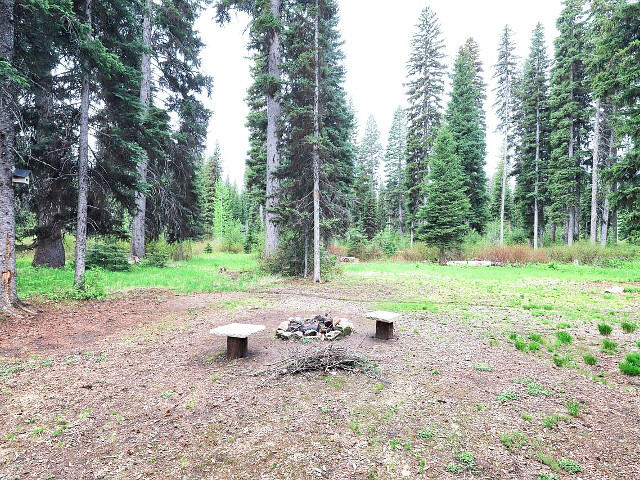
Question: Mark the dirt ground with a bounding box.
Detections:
[1,280,639,479]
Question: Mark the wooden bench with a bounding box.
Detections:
[366,310,400,340]
[210,323,265,359]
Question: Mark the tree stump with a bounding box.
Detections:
[375,321,393,340]
[227,336,248,359]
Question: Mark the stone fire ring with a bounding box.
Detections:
[210,323,265,359]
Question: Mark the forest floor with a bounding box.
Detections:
[1,262,640,479]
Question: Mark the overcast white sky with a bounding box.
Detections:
[195,1,565,187]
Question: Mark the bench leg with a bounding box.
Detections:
[227,336,248,359]
[375,321,393,340]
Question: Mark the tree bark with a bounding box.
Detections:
[131,0,152,260]
[74,0,92,290]
[533,104,540,249]
[567,116,575,246]
[0,0,18,310]
[264,0,282,257]
[33,197,65,268]
[312,0,321,283]
[590,98,601,244]
[601,128,614,246]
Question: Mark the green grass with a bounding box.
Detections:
[543,414,569,428]
[621,322,637,333]
[558,458,583,474]
[619,353,640,376]
[583,354,597,366]
[374,300,438,313]
[499,430,529,453]
[556,331,573,345]
[564,399,583,417]
[17,252,261,299]
[601,339,617,354]
[597,323,612,336]
[496,392,519,402]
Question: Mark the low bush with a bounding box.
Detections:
[619,353,640,376]
[86,242,130,272]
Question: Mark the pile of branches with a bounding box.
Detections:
[265,344,379,378]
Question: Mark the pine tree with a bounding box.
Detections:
[513,23,551,248]
[548,0,590,246]
[493,25,519,246]
[404,6,446,244]
[417,126,470,264]
[489,159,514,227]
[200,143,223,231]
[0,0,19,308]
[446,46,489,234]
[354,115,382,238]
[383,106,407,233]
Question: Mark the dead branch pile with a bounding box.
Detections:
[265,344,379,378]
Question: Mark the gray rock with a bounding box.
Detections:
[277,321,290,331]
[326,330,341,341]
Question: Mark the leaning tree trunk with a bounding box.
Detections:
[0,0,18,310]
[264,0,282,257]
[312,0,321,283]
[73,0,92,290]
[590,98,602,244]
[131,0,152,260]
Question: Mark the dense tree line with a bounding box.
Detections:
[1,0,639,309]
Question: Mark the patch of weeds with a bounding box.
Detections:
[597,323,612,336]
[619,353,640,376]
[417,429,434,440]
[583,354,597,366]
[601,339,617,354]
[542,414,569,429]
[476,404,484,411]
[528,334,544,343]
[474,363,493,372]
[564,399,583,417]
[621,322,637,334]
[78,408,92,420]
[553,355,571,367]
[536,452,559,471]
[390,439,401,450]
[25,417,36,424]
[431,369,440,375]
[499,430,529,453]
[455,451,480,474]
[41,359,54,367]
[537,474,559,480]
[529,342,541,352]
[161,388,177,399]
[521,413,533,421]
[526,382,551,397]
[496,392,519,402]
[31,426,45,436]
[375,383,384,390]
[556,331,572,345]
[515,340,527,352]
[556,322,571,329]
[558,458,583,474]
[489,339,499,347]
[94,354,106,363]
[404,442,411,450]
[446,462,464,475]
[210,374,219,381]
[507,332,518,341]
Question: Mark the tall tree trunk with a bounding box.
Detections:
[74,0,92,290]
[499,149,507,246]
[551,223,556,243]
[600,129,614,246]
[590,98,601,244]
[567,117,575,246]
[312,0,321,283]
[0,0,18,310]
[567,209,574,246]
[264,0,282,257]
[131,0,152,260]
[533,105,540,249]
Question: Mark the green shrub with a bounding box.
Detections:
[86,242,130,272]
[556,331,572,345]
[601,339,617,354]
[145,242,171,268]
[373,229,399,256]
[558,458,583,474]
[619,353,640,376]
[204,242,213,254]
[597,323,612,336]
[583,354,597,366]
[621,322,637,333]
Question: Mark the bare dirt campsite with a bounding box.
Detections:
[1,260,639,480]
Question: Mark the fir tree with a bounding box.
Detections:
[513,23,551,248]
[200,142,223,231]
[417,126,470,264]
[383,106,408,233]
[446,47,489,234]
[548,0,590,245]
[354,115,382,238]
[404,6,446,244]
[493,25,519,246]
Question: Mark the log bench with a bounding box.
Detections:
[366,310,401,340]
[210,323,265,359]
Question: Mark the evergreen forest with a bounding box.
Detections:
[1,0,640,309]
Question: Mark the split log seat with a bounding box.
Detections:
[210,323,265,359]
[366,310,401,340]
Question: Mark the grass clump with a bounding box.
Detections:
[514,340,527,352]
[564,399,583,417]
[583,354,597,366]
[446,462,464,475]
[542,414,569,429]
[496,392,519,402]
[556,331,573,345]
[474,363,493,372]
[558,458,583,474]
[417,429,434,439]
[528,333,544,343]
[537,474,559,480]
[621,322,637,333]
[601,339,617,354]
[619,353,640,376]
[553,355,571,367]
[526,382,551,396]
[597,323,612,336]
[499,430,528,453]
[529,341,541,352]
